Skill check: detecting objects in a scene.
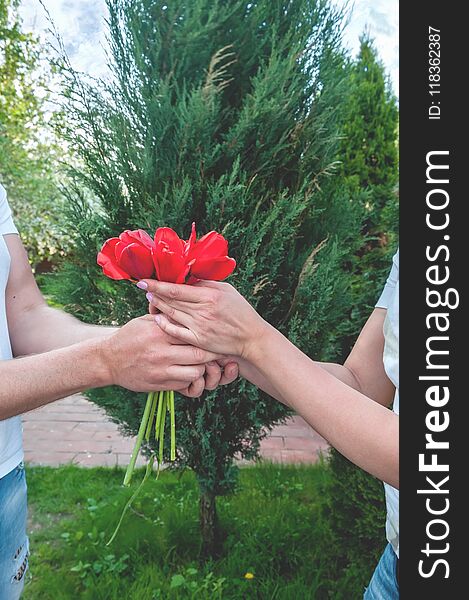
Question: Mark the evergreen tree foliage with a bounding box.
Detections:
[50,0,365,556]
[0,0,69,269]
[340,36,398,194]
[340,34,399,335]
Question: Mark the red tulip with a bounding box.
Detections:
[152,227,192,284]
[97,229,155,280]
[98,223,235,284]
[185,223,236,281]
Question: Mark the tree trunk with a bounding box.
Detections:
[199,489,220,559]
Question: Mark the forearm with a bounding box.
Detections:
[236,357,286,402]
[10,304,117,356]
[319,362,362,390]
[248,325,399,488]
[237,358,361,404]
[4,234,117,355]
[0,339,110,420]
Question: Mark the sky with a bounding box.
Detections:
[19,0,399,95]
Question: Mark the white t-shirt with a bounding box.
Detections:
[375,249,399,557]
[0,184,24,478]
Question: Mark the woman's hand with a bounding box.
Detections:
[139,280,269,358]
[181,359,239,398]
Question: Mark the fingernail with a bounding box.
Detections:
[207,361,217,367]
[137,281,148,290]
[146,292,153,302]
[154,314,161,324]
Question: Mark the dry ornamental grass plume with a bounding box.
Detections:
[203,45,237,98]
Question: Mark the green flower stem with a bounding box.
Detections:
[123,392,154,487]
[170,390,176,461]
[155,390,164,441]
[109,389,177,544]
[158,392,167,465]
[107,454,155,545]
[144,392,157,441]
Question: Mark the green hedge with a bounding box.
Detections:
[319,451,386,598]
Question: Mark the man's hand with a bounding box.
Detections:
[99,315,224,393]
[196,359,239,393]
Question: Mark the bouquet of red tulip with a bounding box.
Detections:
[97,223,235,539]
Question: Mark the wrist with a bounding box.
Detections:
[242,320,277,365]
[95,326,119,338]
[86,336,115,388]
[80,324,119,342]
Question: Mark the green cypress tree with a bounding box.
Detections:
[50,0,363,557]
[340,34,399,331]
[340,35,398,191]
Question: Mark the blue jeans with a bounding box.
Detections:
[0,462,29,600]
[364,544,399,599]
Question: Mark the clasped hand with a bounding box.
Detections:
[102,314,238,397]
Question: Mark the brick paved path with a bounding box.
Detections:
[22,395,328,467]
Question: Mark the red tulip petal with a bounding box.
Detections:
[151,244,162,281]
[153,242,189,283]
[188,231,228,262]
[97,238,131,280]
[151,246,160,281]
[176,259,195,283]
[190,256,236,280]
[119,243,155,280]
[114,241,127,262]
[119,229,154,250]
[184,222,197,256]
[97,238,119,265]
[98,256,131,280]
[118,230,131,243]
[134,229,155,249]
[154,227,184,254]
[175,263,192,284]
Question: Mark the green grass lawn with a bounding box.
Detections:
[23,462,333,600]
